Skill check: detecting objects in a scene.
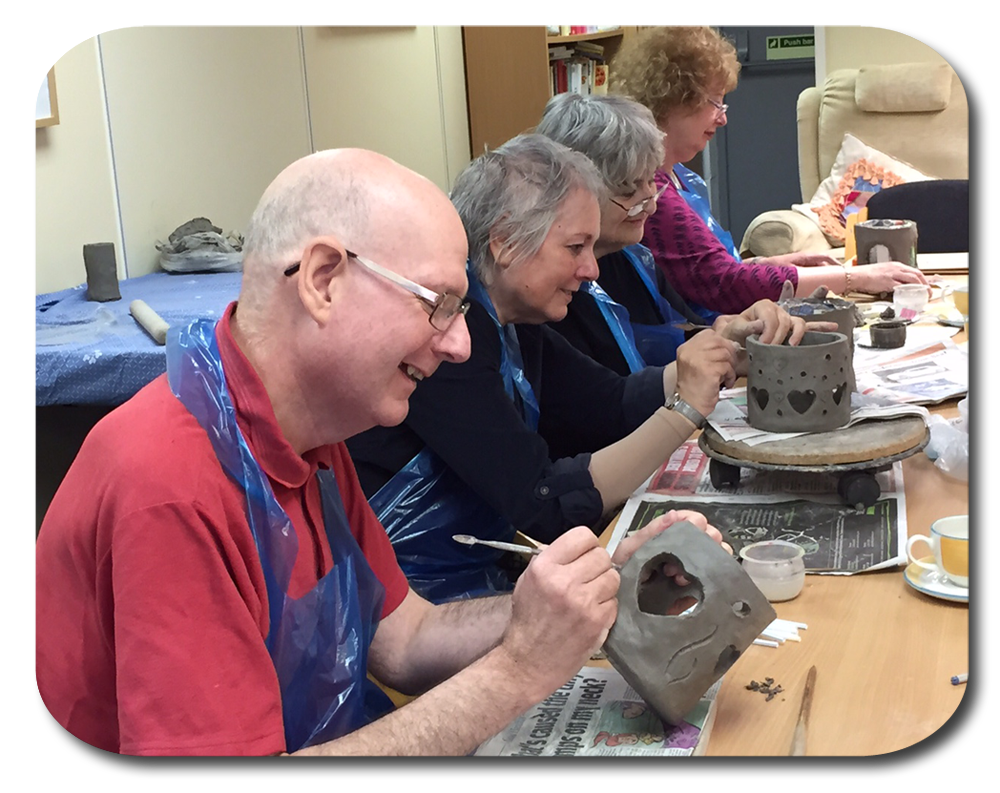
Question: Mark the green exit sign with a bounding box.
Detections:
[765,34,815,61]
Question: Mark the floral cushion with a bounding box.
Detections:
[792,133,935,245]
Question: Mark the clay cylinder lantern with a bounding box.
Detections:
[746,331,852,433]
[782,297,858,392]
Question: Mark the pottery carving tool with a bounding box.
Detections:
[452,535,625,572]
[452,535,543,558]
[788,665,817,756]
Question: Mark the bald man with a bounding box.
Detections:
[37,149,700,757]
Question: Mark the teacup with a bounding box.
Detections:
[893,283,932,313]
[952,284,969,317]
[905,514,968,588]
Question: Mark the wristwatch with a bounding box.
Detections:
[664,392,708,429]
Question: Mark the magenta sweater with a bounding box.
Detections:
[641,168,799,314]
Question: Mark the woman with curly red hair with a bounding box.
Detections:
[610,26,926,312]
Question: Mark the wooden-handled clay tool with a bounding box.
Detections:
[789,665,817,756]
[452,534,542,557]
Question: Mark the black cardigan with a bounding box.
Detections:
[345,299,665,542]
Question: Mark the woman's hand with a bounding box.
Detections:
[674,329,739,418]
[851,261,929,294]
[711,299,837,376]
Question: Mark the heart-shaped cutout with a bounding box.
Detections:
[832,383,847,405]
[751,387,769,410]
[637,553,702,616]
[788,389,816,414]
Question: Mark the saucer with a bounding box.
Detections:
[904,556,968,603]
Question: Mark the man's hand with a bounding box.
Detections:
[501,527,620,686]
[611,510,730,615]
[852,261,929,294]
[675,329,739,418]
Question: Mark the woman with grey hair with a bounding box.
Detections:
[537,91,811,376]
[346,132,743,603]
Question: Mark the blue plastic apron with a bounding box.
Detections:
[674,165,742,260]
[166,318,393,752]
[620,245,693,368]
[368,266,540,604]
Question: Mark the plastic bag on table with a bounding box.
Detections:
[924,395,968,481]
[36,306,124,346]
[156,217,243,273]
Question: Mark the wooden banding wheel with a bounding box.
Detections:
[698,416,930,509]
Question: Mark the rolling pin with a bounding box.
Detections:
[129,299,170,345]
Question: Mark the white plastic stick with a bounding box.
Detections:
[753,639,780,648]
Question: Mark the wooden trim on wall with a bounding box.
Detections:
[37,68,60,128]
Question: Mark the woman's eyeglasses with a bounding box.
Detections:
[609,182,669,219]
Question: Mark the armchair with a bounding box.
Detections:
[740,62,968,258]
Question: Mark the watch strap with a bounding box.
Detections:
[665,392,707,429]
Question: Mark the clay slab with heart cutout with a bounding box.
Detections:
[603,522,776,725]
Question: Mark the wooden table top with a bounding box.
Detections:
[701,424,968,756]
[601,328,969,756]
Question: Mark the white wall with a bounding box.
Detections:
[35,38,120,295]
[35,25,471,295]
[817,26,953,82]
[99,26,312,279]
[304,26,470,191]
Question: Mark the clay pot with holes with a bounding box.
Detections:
[746,331,852,433]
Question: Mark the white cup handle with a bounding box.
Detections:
[906,535,936,570]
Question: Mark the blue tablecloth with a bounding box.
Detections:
[36,271,242,406]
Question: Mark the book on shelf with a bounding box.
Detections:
[573,40,605,57]
[549,52,607,97]
[593,64,608,95]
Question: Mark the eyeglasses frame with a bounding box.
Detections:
[608,181,670,219]
[706,96,729,118]
[283,250,470,331]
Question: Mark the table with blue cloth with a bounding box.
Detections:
[35,271,242,529]
[36,271,242,407]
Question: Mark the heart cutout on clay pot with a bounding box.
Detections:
[832,383,847,405]
[751,387,769,410]
[787,389,816,414]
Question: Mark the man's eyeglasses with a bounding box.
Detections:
[706,97,729,118]
[609,182,669,219]
[283,251,471,332]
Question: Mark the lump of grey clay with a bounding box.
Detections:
[604,522,776,726]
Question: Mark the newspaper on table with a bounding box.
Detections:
[705,389,930,448]
[606,440,908,574]
[475,667,720,757]
[853,338,968,405]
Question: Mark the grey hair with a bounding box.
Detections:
[534,93,665,192]
[450,133,606,286]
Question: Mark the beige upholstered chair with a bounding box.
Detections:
[740,62,969,257]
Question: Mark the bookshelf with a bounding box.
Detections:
[462,26,636,157]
